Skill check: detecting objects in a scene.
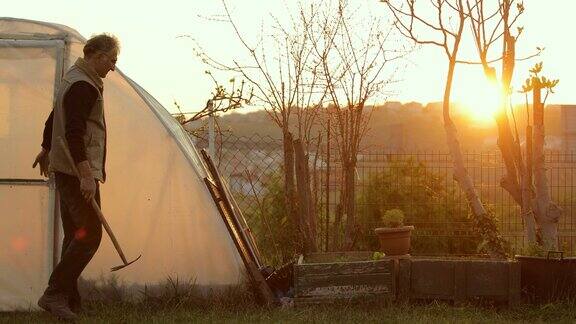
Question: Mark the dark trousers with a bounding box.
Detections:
[46,172,102,306]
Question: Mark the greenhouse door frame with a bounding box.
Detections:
[0,36,68,271]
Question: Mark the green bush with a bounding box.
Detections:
[241,173,301,267]
[356,158,482,255]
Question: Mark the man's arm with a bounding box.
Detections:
[64,81,98,165]
[63,81,99,200]
[41,111,54,151]
[32,111,54,177]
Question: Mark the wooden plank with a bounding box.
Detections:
[297,284,392,298]
[294,296,340,306]
[408,293,458,300]
[304,251,373,263]
[201,149,260,267]
[204,178,247,257]
[296,260,393,276]
[204,178,252,270]
[205,178,217,188]
[220,172,264,265]
[296,272,393,291]
[206,178,275,305]
[294,293,390,306]
[201,151,276,306]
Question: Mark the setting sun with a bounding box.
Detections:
[456,77,502,125]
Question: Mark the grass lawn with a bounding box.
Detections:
[2,300,576,323]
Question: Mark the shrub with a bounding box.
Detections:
[356,158,482,255]
[241,173,301,267]
[380,209,405,227]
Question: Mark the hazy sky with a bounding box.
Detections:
[3,0,575,114]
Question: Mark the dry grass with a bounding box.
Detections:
[3,277,576,323]
[3,300,576,323]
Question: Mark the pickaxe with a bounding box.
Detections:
[59,137,141,271]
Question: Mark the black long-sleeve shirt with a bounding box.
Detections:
[42,81,101,164]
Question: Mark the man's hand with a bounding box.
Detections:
[80,176,97,201]
[32,148,50,177]
[77,161,96,201]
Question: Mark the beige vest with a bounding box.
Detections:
[49,63,106,182]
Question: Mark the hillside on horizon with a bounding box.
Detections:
[185,102,566,151]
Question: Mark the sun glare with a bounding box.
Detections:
[457,78,502,125]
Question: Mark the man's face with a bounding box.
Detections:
[94,48,118,78]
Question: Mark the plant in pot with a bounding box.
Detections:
[374,209,414,256]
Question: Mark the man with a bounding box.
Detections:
[32,33,119,320]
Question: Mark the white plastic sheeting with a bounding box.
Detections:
[0,45,60,179]
[0,18,244,311]
[0,184,53,311]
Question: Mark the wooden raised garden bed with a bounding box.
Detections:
[294,252,397,305]
[398,257,521,305]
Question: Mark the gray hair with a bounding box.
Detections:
[83,33,120,58]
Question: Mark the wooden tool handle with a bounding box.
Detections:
[58,137,128,264]
[90,199,128,264]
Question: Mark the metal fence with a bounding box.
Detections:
[196,133,576,255]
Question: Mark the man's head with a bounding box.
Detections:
[83,34,120,78]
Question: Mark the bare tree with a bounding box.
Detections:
[464,0,531,243]
[192,0,329,252]
[173,74,253,162]
[307,0,407,249]
[384,0,507,257]
[464,1,561,250]
[176,72,253,124]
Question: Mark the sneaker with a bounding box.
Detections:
[38,292,78,320]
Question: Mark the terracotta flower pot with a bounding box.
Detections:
[374,225,414,256]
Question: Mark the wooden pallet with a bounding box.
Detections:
[200,149,276,306]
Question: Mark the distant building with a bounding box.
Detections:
[423,102,442,113]
[562,105,576,151]
[404,101,423,111]
[383,101,402,111]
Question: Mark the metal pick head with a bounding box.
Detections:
[110,255,142,272]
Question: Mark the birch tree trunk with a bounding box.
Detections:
[495,98,537,243]
[443,66,486,219]
[521,125,537,243]
[495,109,522,205]
[532,85,561,249]
[443,58,506,258]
